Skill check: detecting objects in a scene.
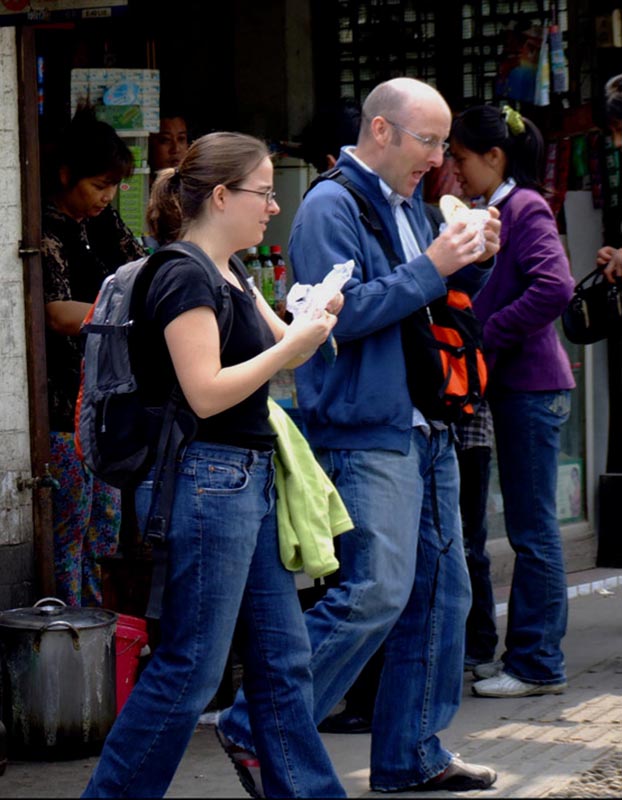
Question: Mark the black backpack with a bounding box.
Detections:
[306,168,488,424]
[75,241,241,617]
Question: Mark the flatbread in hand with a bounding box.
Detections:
[440,194,470,224]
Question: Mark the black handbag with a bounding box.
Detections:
[562,266,622,344]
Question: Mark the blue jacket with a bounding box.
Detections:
[288,148,491,454]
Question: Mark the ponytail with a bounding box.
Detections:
[451,104,545,192]
[146,168,183,245]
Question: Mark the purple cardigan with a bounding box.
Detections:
[473,186,575,392]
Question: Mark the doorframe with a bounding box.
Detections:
[17,24,55,598]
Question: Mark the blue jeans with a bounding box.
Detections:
[219,427,472,791]
[489,389,571,684]
[82,442,344,799]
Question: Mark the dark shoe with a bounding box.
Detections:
[417,756,497,791]
[215,727,264,798]
[318,710,372,734]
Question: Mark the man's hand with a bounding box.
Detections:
[474,206,501,263]
[425,207,501,277]
[324,290,345,315]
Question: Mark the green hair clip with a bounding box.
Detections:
[502,105,525,136]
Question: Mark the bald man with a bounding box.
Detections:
[218,78,501,795]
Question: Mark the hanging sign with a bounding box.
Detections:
[0,0,128,25]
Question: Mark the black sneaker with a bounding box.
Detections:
[214,726,264,798]
[318,710,372,734]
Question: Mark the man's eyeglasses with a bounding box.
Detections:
[229,187,278,205]
[385,119,450,154]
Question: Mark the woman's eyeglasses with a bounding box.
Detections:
[229,187,278,204]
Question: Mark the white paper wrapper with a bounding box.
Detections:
[286,259,355,365]
[440,208,488,256]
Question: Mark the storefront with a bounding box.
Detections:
[0,0,619,603]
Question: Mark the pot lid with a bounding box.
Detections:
[0,597,118,631]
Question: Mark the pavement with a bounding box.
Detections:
[2,566,622,798]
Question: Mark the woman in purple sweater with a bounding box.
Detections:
[450,105,575,698]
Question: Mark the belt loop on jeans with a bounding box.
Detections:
[246,449,258,471]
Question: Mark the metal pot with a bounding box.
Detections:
[0,597,117,760]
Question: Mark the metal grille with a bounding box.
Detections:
[336,0,438,105]
[334,1,569,106]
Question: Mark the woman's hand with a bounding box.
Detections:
[282,310,338,365]
[597,246,622,284]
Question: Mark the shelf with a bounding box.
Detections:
[115,129,151,138]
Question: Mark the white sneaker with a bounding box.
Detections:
[473,670,567,698]
[472,659,503,680]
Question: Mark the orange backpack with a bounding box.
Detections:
[308,168,488,424]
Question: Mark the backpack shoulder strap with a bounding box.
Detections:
[229,252,255,295]
[307,167,401,270]
[140,242,240,620]
[154,241,235,349]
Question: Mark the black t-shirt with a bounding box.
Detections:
[133,256,277,451]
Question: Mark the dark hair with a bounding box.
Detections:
[147,131,270,244]
[44,105,135,195]
[297,99,362,172]
[605,74,622,123]
[450,104,545,192]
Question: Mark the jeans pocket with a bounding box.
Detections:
[544,390,571,420]
[197,459,250,495]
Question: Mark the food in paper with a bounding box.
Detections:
[440,194,470,223]
[286,259,355,365]
[439,194,489,257]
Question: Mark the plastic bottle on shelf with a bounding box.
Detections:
[244,246,263,295]
[271,244,288,319]
[258,244,275,308]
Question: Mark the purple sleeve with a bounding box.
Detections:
[481,196,574,353]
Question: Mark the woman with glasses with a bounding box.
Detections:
[82,131,346,799]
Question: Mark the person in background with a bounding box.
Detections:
[427,160,499,677]
[41,106,146,606]
[450,104,575,698]
[295,97,362,174]
[596,75,622,281]
[149,111,190,176]
[217,77,501,794]
[454,400,499,675]
[82,131,346,799]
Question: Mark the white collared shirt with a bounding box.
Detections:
[344,148,422,258]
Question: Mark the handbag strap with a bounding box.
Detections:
[574,265,606,291]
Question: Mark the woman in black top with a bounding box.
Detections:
[82,132,346,799]
[41,107,145,607]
